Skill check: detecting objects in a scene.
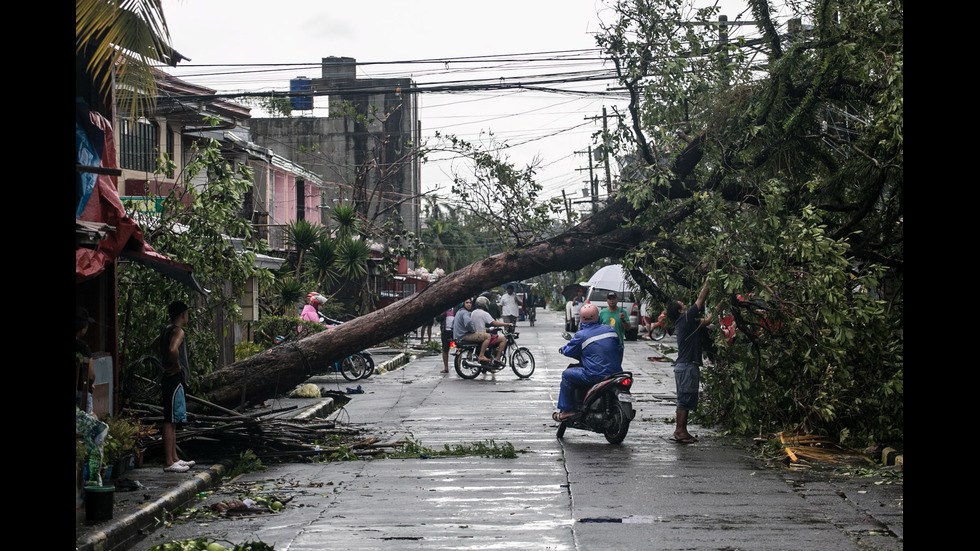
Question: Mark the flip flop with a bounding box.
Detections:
[552,412,575,422]
[669,435,698,444]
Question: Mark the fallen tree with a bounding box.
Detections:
[197,169,700,410]
[198,0,902,446]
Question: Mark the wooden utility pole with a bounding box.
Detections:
[602,107,613,196]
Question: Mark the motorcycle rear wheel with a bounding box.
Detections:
[651,326,666,341]
[604,400,631,444]
[510,347,535,378]
[454,349,481,379]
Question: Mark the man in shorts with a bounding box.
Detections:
[472,296,513,364]
[153,301,196,472]
[665,277,712,444]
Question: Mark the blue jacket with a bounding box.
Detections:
[559,321,623,378]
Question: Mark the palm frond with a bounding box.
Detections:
[337,238,371,279]
[76,0,181,116]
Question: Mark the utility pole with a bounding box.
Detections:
[574,146,600,215]
[588,146,598,214]
[561,189,572,224]
[602,107,613,196]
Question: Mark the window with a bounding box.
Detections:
[296,179,305,221]
[119,117,159,172]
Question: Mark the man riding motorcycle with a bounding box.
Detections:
[554,303,623,421]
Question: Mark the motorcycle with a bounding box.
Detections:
[453,327,535,379]
[555,368,635,443]
[555,332,635,443]
[648,310,668,341]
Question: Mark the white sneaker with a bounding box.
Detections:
[177,459,196,468]
[163,462,190,473]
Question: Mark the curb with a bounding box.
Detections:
[376,352,413,373]
[76,464,225,551]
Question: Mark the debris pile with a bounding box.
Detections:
[128,391,401,462]
[776,431,872,468]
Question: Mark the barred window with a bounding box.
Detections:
[119,117,159,172]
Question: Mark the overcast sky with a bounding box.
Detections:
[161,0,760,207]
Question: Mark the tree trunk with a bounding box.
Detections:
[197,200,658,409]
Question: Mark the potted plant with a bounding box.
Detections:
[103,416,138,479]
[131,417,158,468]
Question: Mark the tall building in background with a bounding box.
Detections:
[250,56,421,244]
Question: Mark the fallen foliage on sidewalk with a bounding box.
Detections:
[775,432,873,468]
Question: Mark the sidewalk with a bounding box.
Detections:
[75,348,415,551]
[75,462,226,551]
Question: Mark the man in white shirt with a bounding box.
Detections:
[498,285,523,326]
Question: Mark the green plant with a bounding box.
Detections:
[103,416,139,465]
[225,449,265,478]
[442,440,520,459]
[234,341,264,362]
[253,316,326,347]
[146,538,276,551]
[284,219,324,277]
[118,136,258,377]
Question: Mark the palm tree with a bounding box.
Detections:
[272,277,304,317]
[76,0,186,116]
[336,237,371,280]
[284,220,324,277]
[330,204,360,241]
[308,236,340,289]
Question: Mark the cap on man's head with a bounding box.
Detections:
[76,306,95,324]
[76,306,95,332]
[606,292,618,300]
[168,301,189,321]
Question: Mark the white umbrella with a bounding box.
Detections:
[586,264,638,293]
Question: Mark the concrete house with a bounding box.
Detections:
[250,56,422,240]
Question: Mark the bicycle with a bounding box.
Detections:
[123,355,163,405]
[332,353,370,381]
[321,316,374,381]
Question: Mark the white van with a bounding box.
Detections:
[583,264,641,341]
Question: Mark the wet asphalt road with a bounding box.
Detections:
[144,309,902,550]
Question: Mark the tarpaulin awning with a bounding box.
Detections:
[75,100,206,295]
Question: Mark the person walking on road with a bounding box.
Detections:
[437,305,457,373]
[153,301,196,472]
[665,277,712,444]
[498,285,522,326]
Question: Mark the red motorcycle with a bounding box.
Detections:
[647,310,668,341]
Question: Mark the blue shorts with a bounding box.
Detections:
[162,372,187,425]
[674,362,701,411]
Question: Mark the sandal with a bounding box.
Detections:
[552,411,575,422]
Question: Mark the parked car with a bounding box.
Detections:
[583,264,641,341]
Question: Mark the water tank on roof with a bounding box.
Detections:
[289,77,313,111]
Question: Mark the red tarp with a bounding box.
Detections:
[75,109,202,293]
